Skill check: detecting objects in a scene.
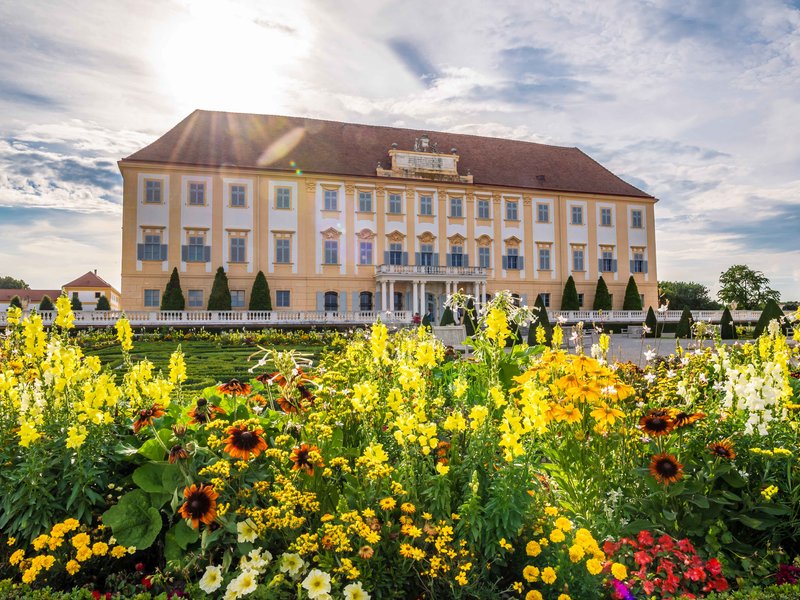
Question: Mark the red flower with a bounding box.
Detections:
[642,580,655,595]
[92,593,101,600]
[634,551,652,566]
[678,538,695,553]
[142,576,153,589]
[604,540,621,555]
[637,530,654,547]
[686,565,706,582]
[711,577,729,592]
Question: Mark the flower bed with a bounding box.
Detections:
[0,295,798,599]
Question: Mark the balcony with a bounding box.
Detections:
[375,264,486,281]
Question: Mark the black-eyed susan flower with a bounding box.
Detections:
[639,409,674,436]
[708,440,735,460]
[132,403,165,433]
[168,444,189,464]
[224,423,268,460]
[178,484,218,528]
[188,398,226,424]
[672,410,705,428]
[217,378,252,396]
[290,443,322,475]
[649,453,684,485]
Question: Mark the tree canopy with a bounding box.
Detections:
[718,265,779,310]
[0,276,29,289]
[658,281,720,310]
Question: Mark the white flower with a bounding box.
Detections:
[644,372,656,385]
[643,349,656,362]
[658,302,669,314]
[302,569,332,599]
[344,581,371,600]
[237,519,259,543]
[666,370,676,378]
[199,565,223,594]
[279,552,305,577]
[227,569,258,598]
[556,314,568,325]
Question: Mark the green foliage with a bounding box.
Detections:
[95,294,110,311]
[675,306,694,338]
[645,305,658,338]
[70,292,82,311]
[705,584,800,600]
[421,313,431,328]
[659,280,721,310]
[8,295,22,309]
[463,297,477,337]
[622,276,643,310]
[439,305,456,326]
[718,264,780,310]
[160,268,185,311]
[720,306,736,339]
[528,293,552,345]
[39,295,55,311]
[0,276,28,289]
[561,275,580,310]
[207,267,231,311]
[754,298,786,337]
[101,490,162,549]
[592,276,612,310]
[248,271,272,311]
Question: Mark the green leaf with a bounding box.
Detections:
[133,463,183,495]
[102,490,163,549]
[138,439,167,461]
[167,520,199,550]
[689,495,710,509]
[662,509,677,521]
[734,514,763,529]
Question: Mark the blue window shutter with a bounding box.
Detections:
[612,259,617,272]
[405,292,411,311]
[402,252,408,265]
[340,291,347,311]
[316,292,324,311]
[433,253,439,266]
[352,292,360,311]
[384,251,389,265]
[415,252,421,265]
[463,254,469,267]
[644,260,648,274]
[160,245,168,260]
[446,253,452,267]
[598,258,603,272]
[630,260,635,273]
[518,256,524,270]
[375,291,381,311]
[502,255,508,269]
[204,246,211,262]
[137,244,144,260]
[521,294,528,307]
[181,246,188,261]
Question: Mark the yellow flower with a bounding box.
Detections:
[92,542,109,556]
[549,529,565,543]
[400,502,416,514]
[522,565,540,582]
[611,562,628,580]
[55,294,75,329]
[485,307,510,345]
[76,546,93,562]
[9,549,24,565]
[436,462,450,475]
[66,425,88,450]
[590,403,625,427]
[115,316,133,351]
[558,595,572,600]
[586,558,603,575]
[544,506,558,517]
[168,348,187,384]
[453,377,468,399]
[66,560,80,575]
[379,497,396,511]
[554,517,573,531]
[469,405,489,429]
[525,540,542,557]
[6,305,22,325]
[71,532,90,549]
[32,534,49,551]
[526,591,543,600]
[111,545,127,559]
[541,566,557,584]
[568,544,585,562]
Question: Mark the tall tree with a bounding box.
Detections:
[0,276,29,289]
[96,294,111,311]
[249,271,272,311]
[718,265,779,310]
[207,267,232,311]
[9,295,22,309]
[658,281,720,310]
[561,276,580,310]
[39,295,55,311]
[593,276,612,311]
[528,293,553,346]
[161,267,186,310]
[622,276,643,310]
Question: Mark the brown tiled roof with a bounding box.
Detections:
[123,110,653,199]
[0,289,61,303]
[63,271,116,291]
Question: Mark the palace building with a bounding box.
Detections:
[119,110,657,318]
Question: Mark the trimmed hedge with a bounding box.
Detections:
[561,275,580,310]
[705,583,800,599]
[622,275,643,310]
[593,276,612,310]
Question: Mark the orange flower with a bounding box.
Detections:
[708,440,735,460]
[178,484,218,528]
[639,409,674,436]
[217,379,252,396]
[188,398,226,425]
[168,444,189,464]
[133,404,166,433]
[672,411,705,428]
[224,424,268,460]
[358,545,374,559]
[649,453,683,485]
[290,443,323,475]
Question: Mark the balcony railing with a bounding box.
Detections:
[376,264,487,277]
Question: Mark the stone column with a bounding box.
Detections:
[389,280,395,312]
[381,281,388,311]
[412,281,419,317]
[420,281,427,316]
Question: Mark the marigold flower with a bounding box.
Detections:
[541,566,557,584]
[611,562,628,580]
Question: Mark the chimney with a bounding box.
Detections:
[94,269,97,275]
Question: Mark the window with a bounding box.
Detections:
[506,200,519,221]
[540,293,551,308]
[450,245,464,267]
[324,240,339,264]
[571,205,583,225]
[601,207,612,226]
[537,203,549,223]
[577,293,584,308]
[358,191,373,212]
[538,247,551,270]
[188,290,203,308]
[419,195,433,216]
[600,250,615,272]
[478,247,491,268]
[230,237,246,263]
[275,238,291,264]
[230,185,246,207]
[419,243,434,266]
[359,291,373,311]
[632,209,643,228]
[231,290,245,308]
[388,193,402,214]
[631,251,646,273]
[145,180,162,204]
[324,189,338,211]
[359,241,373,265]
[276,290,290,308]
[388,242,403,266]
[450,197,463,218]
[144,289,159,307]
[477,199,490,219]
[324,291,338,312]
[185,234,206,262]
[505,248,520,270]
[276,187,291,209]
[142,233,162,261]
[189,182,205,206]
[572,248,585,271]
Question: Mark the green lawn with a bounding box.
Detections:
[83,340,322,393]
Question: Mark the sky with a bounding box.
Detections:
[1,0,799,299]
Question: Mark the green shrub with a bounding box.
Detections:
[705,583,800,600]
[9,295,22,309]
[463,297,477,337]
[39,295,55,311]
[593,276,612,310]
[160,267,185,311]
[248,271,272,311]
[720,306,736,339]
[439,305,455,326]
[645,305,658,338]
[622,275,643,310]
[561,275,580,310]
[754,298,786,337]
[675,306,694,338]
[528,293,553,345]
[207,267,232,311]
[70,292,83,311]
[96,294,110,311]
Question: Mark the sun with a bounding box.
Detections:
[156,1,309,113]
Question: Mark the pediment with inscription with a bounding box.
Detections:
[448,233,466,244]
[321,227,342,240]
[417,231,437,244]
[387,230,406,243]
[476,234,493,247]
[356,228,376,240]
[504,235,522,248]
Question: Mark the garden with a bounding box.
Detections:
[0,293,798,599]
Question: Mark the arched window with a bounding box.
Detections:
[359,291,373,311]
[324,291,339,312]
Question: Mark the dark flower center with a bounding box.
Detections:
[233,430,260,450]
[647,417,669,431]
[196,398,208,407]
[655,458,678,477]
[295,449,310,464]
[187,493,211,518]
